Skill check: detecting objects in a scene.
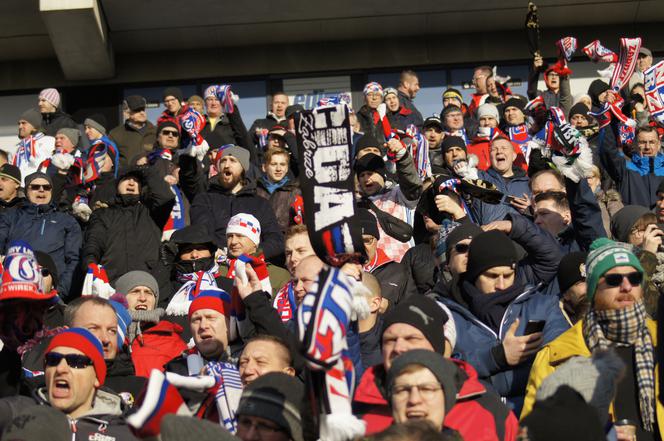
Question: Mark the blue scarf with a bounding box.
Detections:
[260,174,290,195]
[627,153,664,176]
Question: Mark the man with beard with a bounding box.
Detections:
[523,238,662,441]
[179,145,283,261]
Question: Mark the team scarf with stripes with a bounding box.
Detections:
[204,360,243,433]
[644,61,664,126]
[297,266,369,439]
[444,128,470,145]
[273,280,297,323]
[224,253,271,341]
[165,263,227,316]
[583,39,619,63]
[295,104,365,266]
[437,178,476,223]
[163,184,186,238]
[13,133,44,169]
[84,137,119,183]
[583,301,655,431]
[405,124,431,180]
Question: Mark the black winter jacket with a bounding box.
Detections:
[201,105,251,152]
[179,155,284,261]
[256,176,301,234]
[40,110,77,136]
[83,167,175,283]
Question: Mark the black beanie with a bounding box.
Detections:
[354,153,386,179]
[382,296,449,354]
[610,205,651,243]
[445,222,484,262]
[521,386,605,441]
[163,87,184,103]
[157,120,180,135]
[568,102,590,120]
[440,135,467,154]
[355,134,383,155]
[587,80,610,106]
[502,97,526,113]
[557,251,588,294]
[357,208,380,239]
[387,350,461,413]
[465,230,517,283]
[237,372,304,441]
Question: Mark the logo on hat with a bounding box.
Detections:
[614,253,629,264]
[579,263,586,278]
[409,305,432,325]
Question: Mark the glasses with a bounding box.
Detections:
[237,416,285,436]
[638,140,659,147]
[392,382,442,401]
[603,272,643,287]
[45,352,94,369]
[454,243,470,254]
[161,130,180,138]
[29,184,52,191]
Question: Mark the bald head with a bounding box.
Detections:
[293,255,325,304]
[361,272,381,298]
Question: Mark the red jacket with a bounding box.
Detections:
[468,130,528,172]
[130,320,188,378]
[353,359,518,441]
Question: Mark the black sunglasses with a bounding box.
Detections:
[29,184,52,191]
[604,272,643,287]
[45,352,94,369]
[454,243,470,254]
[161,130,180,137]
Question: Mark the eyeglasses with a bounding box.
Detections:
[603,272,643,287]
[237,416,285,436]
[454,243,470,254]
[161,130,180,138]
[391,382,442,400]
[28,184,52,191]
[44,352,94,369]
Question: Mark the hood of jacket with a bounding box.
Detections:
[36,387,123,420]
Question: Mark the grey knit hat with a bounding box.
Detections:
[218,145,250,172]
[19,108,42,131]
[57,127,80,147]
[114,270,159,303]
[84,114,107,135]
[535,350,625,425]
[237,372,304,441]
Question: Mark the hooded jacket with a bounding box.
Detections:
[353,359,519,440]
[0,202,81,295]
[0,387,138,440]
[83,166,175,284]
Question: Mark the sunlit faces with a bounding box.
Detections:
[474,266,516,294]
[284,233,315,275]
[227,232,257,258]
[238,339,294,386]
[385,94,400,112]
[70,302,118,360]
[0,176,19,202]
[263,153,289,182]
[27,178,53,205]
[190,308,229,359]
[163,95,181,114]
[504,106,525,125]
[125,286,156,311]
[593,266,644,311]
[365,92,383,110]
[391,366,445,429]
[55,134,76,152]
[489,139,516,175]
[45,346,99,419]
[381,323,435,370]
[18,119,36,139]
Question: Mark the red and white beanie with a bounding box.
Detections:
[226,213,261,246]
[39,88,61,108]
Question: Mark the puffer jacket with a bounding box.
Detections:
[440,283,570,414]
[83,167,174,283]
[0,202,81,294]
[0,387,138,440]
[353,359,519,440]
[521,319,664,441]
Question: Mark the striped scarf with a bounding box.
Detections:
[166,264,225,316]
[406,124,431,180]
[225,254,271,341]
[163,184,186,239]
[273,280,296,323]
[13,134,41,168]
[583,302,655,431]
[205,360,243,433]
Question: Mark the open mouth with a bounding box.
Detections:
[406,410,428,419]
[52,379,71,398]
[135,304,148,311]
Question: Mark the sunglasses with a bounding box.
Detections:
[454,243,470,254]
[603,272,643,287]
[29,184,52,191]
[161,130,180,137]
[45,352,94,369]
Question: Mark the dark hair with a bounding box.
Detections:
[64,296,114,327]
[637,125,659,137]
[534,191,570,212]
[400,70,419,85]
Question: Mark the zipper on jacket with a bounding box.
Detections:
[40,219,45,236]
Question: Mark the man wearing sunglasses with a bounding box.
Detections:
[0,328,137,439]
[0,172,81,297]
[523,238,662,441]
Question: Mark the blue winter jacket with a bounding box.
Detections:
[475,167,532,224]
[441,283,570,414]
[599,120,664,208]
[0,203,82,295]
